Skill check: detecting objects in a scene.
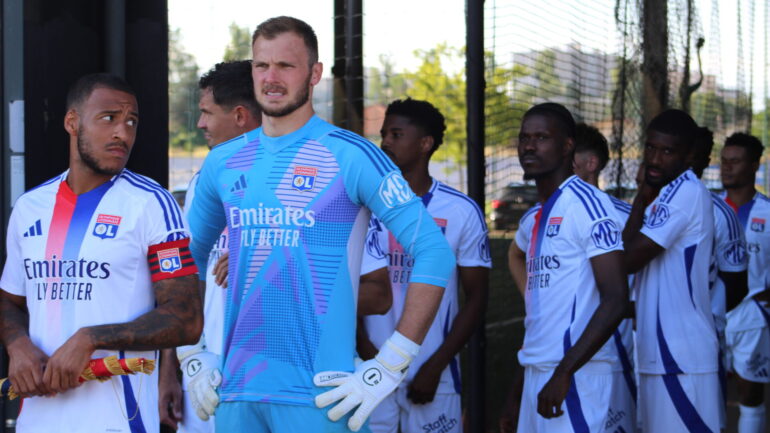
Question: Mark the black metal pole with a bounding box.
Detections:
[332,0,363,134]
[105,0,126,77]
[466,1,486,432]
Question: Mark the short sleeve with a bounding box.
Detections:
[713,205,748,272]
[515,207,538,252]
[455,203,492,268]
[0,207,26,296]
[576,195,624,259]
[640,196,692,250]
[360,217,388,275]
[142,189,197,282]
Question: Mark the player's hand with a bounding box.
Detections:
[536,370,570,419]
[182,350,221,421]
[406,360,442,404]
[43,328,94,394]
[213,252,229,288]
[314,331,419,432]
[158,356,183,429]
[6,337,50,398]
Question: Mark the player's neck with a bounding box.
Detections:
[725,184,756,207]
[66,164,113,195]
[402,166,432,196]
[261,103,314,137]
[534,166,572,203]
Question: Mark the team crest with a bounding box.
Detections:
[157,248,182,273]
[292,166,317,192]
[92,214,122,239]
[546,217,562,237]
[751,217,765,232]
[434,218,448,234]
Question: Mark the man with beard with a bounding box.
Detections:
[718,132,770,433]
[185,16,453,433]
[623,109,719,432]
[0,73,202,433]
[510,103,628,433]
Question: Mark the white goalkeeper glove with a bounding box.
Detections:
[177,337,222,421]
[313,331,420,432]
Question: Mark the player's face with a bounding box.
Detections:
[518,114,571,180]
[252,32,321,118]
[380,114,427,172]
[721,145,757,189]
[642,130,688,188]
[74,87,138,176]
[197,88,242,149]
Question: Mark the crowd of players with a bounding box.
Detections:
[0,13,767,433]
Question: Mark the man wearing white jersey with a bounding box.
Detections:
[158,60,261,432]
[512,103,628,433]
[691,126,749,430]
[623,109,719,432]
[502,122,635,433]
[358,98,490,433]
[719,132,770,433]
[0,73,202,433]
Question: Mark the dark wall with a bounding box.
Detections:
[23,0,168,188]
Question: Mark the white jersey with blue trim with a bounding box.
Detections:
[516,190,634,375]
[362,179,491,394]
[0,169,191,433]
[514,175,624,368]
[186,115,454,407]
[720,191,770,331]
[709,192,748,333]
[636,169,717,374]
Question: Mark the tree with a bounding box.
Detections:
[169,29,205,151]
[367,54,408,106]
[223,23,252,61]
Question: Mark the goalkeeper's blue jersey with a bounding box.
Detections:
[188,115,453,406]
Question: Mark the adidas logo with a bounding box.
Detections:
[23,220,42,237]
[757,368,768,378]
[230,174,247,192]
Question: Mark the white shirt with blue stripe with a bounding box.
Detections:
[514,175,624,369]
[636,169,717,374]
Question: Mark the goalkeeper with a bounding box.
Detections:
[186,16,453,433]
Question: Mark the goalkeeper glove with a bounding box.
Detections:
[313,331,420,432]
[177,336,221,421]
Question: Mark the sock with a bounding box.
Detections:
[738,404,766,433]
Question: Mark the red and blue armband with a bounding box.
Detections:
[147,238,198,282]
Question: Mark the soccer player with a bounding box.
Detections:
[357,98,490,433]
[719,132,770,433]
[0,73,202,433]
[623,109,719,432]
[158,60,262,432]
[185,16,454,433]
[512,103,628,433]
[503,122,635,433]
[691,126,749,430]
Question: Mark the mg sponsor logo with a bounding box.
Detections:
[591,219,621,250]
[646,203,670,228]
[379,172,415,208]
[724,240,747,266]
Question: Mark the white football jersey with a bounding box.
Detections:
[362,179,491,394]
[635,169,717,374]
[709,192,748,333]
[720,191,770,331]
[514,175,624,368]
[0,170,195,433]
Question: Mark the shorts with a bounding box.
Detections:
[368,387,461,433]
[178,389,215,433]
[604,370,636,433]
[639,373,720,433]
[517,364,612,433]
[215,401,371,433]
[725,301,770,383]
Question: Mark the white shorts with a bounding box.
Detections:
[368,387,461,433]
[517,364,612,433]
[639,373,720,433]
[178,389,215,433]
[725,302,770,383]
[604,370,636,433]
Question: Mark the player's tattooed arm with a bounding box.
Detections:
[42,275,203,393]
[537,250,629,418]
[0,290,50,397]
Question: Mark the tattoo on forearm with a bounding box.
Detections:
[87,274,202,351]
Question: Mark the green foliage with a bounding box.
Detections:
[366,55,408,106]
[223,23,252,62]
[169,29,205,150]
[752,101,770,146]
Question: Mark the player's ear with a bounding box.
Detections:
[420,136,434,155]
[563,137,575,157]
[64,109,79,137]
[233,106,247,128]
[310,62,323,86]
